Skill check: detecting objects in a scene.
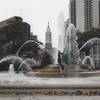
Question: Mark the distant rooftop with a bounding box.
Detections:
[0,16,23,28]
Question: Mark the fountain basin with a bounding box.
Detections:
[80,70,100,77]
[1,72,100,86]
[0,72,100,95]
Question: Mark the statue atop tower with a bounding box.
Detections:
[45,22,52,49]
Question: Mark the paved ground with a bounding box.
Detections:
[0,95,100,100]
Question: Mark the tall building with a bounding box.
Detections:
[45,23,58,64]
[45,22,52,49]
[0,16,31,46]
[70,0,99,32]
[70,0,76,27]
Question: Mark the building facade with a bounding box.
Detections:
[70,0,100,32]
[0,16,31,46]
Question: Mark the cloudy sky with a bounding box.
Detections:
[0,0,69,48]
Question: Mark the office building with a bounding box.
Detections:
[70,0,99,32]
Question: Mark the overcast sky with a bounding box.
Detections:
[0,0,69,48]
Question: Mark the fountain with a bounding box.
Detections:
[62,23,80,77]
[0,55,31,73]
[79,38,100,52]
[0,39,44,73]
[16,40,43,56]
[0,29,99,95]
[8,63,15,74]
[60,22,100,77]
[0,37,100,94]
[0,26,99,77]
[79,38,100,70]
[15,40,45,70]
[0,38,49,79]
[82,56,95,70]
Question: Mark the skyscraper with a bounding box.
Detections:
[70,0,76,27]
[70,0,99,32]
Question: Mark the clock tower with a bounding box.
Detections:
[45,22,52,49]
